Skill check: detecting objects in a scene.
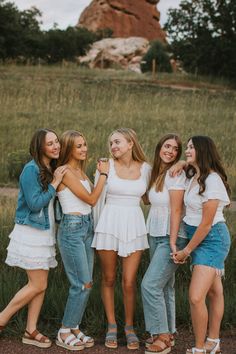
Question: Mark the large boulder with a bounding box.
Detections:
[77,0,166,42]
[79,37,150,73]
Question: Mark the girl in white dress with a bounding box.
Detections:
[0,129,67,348]
[92,128,151,350]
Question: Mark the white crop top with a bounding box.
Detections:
[57,179,92,215]
[184,172,230,226]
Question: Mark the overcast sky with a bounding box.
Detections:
[13,0,181,30]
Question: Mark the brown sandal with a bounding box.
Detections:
[146,334,175,348]
[145,334,172,354]
[22,329,52,348]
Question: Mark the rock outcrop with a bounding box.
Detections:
[79,37,150,73]
[77,0,166,42]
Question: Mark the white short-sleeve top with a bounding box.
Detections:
[146,171,186,238]
[183,172,230,226]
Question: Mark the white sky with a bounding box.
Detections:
[13,0,181,30]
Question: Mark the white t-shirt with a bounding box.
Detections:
[183,172,230,226]
[146,171,186,238]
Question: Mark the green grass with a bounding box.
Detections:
[0,196,235,337]
[0,65,236,194]
[0,65,236,336]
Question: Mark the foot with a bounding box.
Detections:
[146,334,175,348]
[22,329,52,348]
[145,334,171,354]
[204,338,221,353]
[71,327,94,348]
[186,348,206,353]
[56,327,85,351]
[124,325,139,350]
[105,323,118,349]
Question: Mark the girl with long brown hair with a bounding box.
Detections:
[173,136,231,354]
[0,128,67,348]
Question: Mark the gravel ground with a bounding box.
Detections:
[0,331,236,354]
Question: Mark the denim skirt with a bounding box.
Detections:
[185,222,231,274]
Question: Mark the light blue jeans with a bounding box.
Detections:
[141,235,188,335]
[57,213,94,328]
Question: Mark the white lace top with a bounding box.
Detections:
[146,171,186,238]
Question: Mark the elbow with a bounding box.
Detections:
[88,197,97,207]
[200,223,212,234]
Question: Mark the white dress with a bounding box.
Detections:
[5,199,57,270]
[92,159,151,257]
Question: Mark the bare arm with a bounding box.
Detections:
[173,199,219,263]
[169,189,184,253]
[61,161,109,207]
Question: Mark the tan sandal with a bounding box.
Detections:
[146,334,175,348]
[186,348,206,353]
[71,326,94,348]
[145,334,171,354]
[56,328,85,351]
[22,329,52,348]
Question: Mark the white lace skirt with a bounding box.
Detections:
[5,201,57,270]
[92,203,149,257]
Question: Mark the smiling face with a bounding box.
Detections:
[109,132,133,159]
[70,136,88,161]
[159,138,179,164]
[43,132,60,161]
[185,139,196,166]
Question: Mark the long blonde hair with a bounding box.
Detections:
[108,128,147,162]
[58,130,87,171]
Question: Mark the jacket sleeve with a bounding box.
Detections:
[20,165,56,212]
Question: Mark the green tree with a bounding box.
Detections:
[141,40,172,73]
[164,0,236,80]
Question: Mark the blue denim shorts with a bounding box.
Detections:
[185,222,231,273]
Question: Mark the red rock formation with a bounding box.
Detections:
[77,0,166,42]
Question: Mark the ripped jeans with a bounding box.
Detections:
[57,213,94,328]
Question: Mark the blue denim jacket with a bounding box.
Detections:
[15,160,56,230]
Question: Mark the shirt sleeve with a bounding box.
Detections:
[20,165,56,212]
[142,162,152,188]
[202,173,230,205]
[166,171,186,191]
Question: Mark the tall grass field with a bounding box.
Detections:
[0,66,236,337]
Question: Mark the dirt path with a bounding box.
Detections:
[1,188,236,211]
[0,330,236,354]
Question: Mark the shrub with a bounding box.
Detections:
[141,40,172,73]
[7,150,30,182]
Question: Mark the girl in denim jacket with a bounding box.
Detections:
[0,129,66,348]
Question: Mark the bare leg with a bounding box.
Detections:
[0,269,48,326]
[122,251,143,326]
[204,276,224,351]
[189,265,216,349]
[97,250,118,324]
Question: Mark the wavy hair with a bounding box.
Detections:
[186,135,231,197]
[29,128,58,191]
[108,128,147,162]
[149,134,182,192]
[58,130,87,171]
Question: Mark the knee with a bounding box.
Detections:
[208,287,223,299]
[102,276,115,288]
[83,282,93,292]
[189,292,204,306]
[30,281,48,294]
[122,279,135,293]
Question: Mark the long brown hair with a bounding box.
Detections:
[186,135,231,197]
[58,130,87,171]
[108,128,147,162]
[149,134,182,192]
[29,128,58,191]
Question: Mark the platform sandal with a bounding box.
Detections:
[205,338,221,353]
[71,326,94,348]
[145,334,171,354]
[186,348,206,353]
[146,334,175,348]
[22,329,52,348]
[56,328,85,351]
[124,325,139,350]
[105,323,118,349]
